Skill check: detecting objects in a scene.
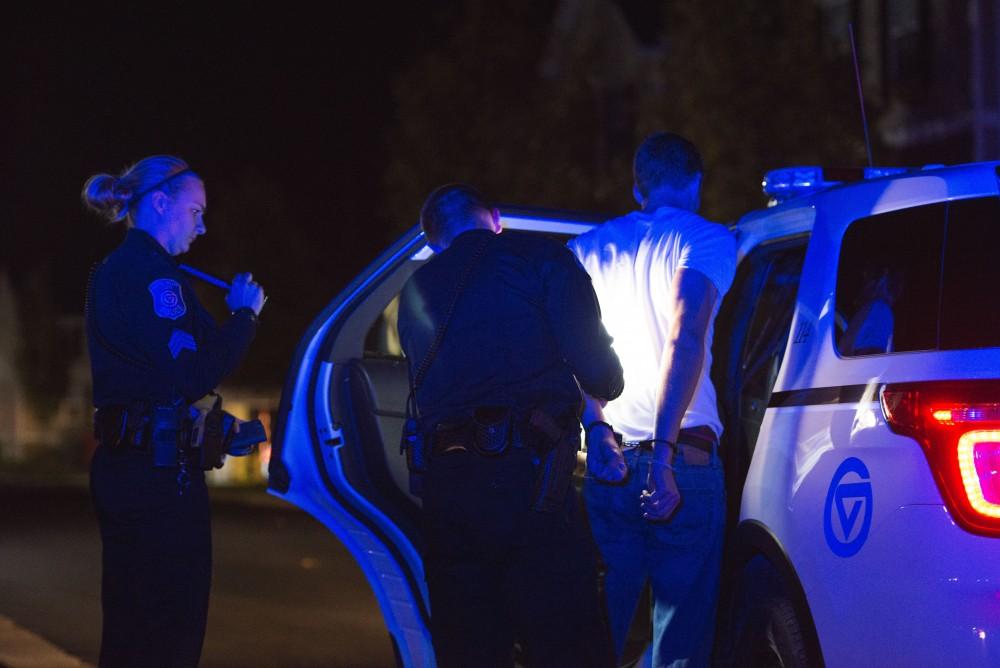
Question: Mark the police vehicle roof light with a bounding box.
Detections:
[762,166,911,203]
[761,167,830,201]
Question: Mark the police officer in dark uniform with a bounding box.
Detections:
[397,184,624,668]
[82,155,265,667]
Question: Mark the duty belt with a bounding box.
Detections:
[93,404,191,452]
[428,407,578,458]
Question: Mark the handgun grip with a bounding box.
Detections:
[531,432,578,513]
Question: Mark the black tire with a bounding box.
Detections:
[728,557,813,668]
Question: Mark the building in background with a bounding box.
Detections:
[0,272,24,459]
[206,385,279,485]
[0,271,278,484]
[0,273,91,465]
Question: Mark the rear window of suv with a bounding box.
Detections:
[836,196,1000,356]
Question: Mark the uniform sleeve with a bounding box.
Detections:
[182,292,258,399]
[126,270,256,402]
[542,247,624,401]
[678,222,738,298]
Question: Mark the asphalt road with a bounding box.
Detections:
[0,479,397,668]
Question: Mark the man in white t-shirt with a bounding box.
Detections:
[568,133,736,667]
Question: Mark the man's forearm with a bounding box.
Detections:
[652,268,718,463]
[652,330,705,462]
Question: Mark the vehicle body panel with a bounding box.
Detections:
[743,162,1000,666]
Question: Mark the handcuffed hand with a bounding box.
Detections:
[640,460,682,522]
[226,272,266,316]
[585,422,627,483]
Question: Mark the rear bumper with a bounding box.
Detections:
[810,504,1000,667]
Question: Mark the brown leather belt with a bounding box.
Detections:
[630,425,718,454]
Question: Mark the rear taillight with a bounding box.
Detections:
[881,380,1000,537]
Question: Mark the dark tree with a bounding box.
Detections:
[385,0,865,225]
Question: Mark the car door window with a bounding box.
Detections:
[738,246,807,449]
[713,236,807,524]
[836,203,944,356]
[836,196,1000,356]
[939,197,1000,350]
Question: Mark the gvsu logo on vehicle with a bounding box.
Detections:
[824,457,873,558]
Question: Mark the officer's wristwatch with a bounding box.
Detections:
[233,306,259,324]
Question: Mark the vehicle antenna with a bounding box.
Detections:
[849,22,874,167]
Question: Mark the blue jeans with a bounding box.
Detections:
[584,443,724,668]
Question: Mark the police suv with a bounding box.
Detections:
[268,161,1000,667]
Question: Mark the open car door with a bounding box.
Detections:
[267,209,600,667]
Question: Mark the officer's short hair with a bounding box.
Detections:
[420,184,492,247]
[633,133,703,198]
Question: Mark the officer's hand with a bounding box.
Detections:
[585,423,627,482]
[640,460,681,522]
[227,272,266,316]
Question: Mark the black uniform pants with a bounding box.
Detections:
[90,445,211,668]
[423,445,614,668]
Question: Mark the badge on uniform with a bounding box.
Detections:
[168,329,198,359]
[149,278,187,320]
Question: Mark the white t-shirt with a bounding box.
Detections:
[568,206,737,441]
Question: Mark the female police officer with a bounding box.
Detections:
[82,155,264,667]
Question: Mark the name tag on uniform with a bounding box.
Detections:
[149,278,187,320]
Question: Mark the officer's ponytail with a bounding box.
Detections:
[82,155,196,226]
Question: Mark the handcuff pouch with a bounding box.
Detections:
[471,406,512,456]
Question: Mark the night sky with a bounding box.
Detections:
[9,5,450,388]
[8,3,967,393]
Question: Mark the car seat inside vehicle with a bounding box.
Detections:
[334,357,422,540]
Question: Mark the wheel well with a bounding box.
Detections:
[718,520,825,668]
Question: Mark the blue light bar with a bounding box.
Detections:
[861,167,909,179]
[762,166,911,203]
[762,166,831,201]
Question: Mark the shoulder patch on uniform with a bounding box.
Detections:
[168,329,198,359]
[149,278,187,320]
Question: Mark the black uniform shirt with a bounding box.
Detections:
[86,228,257,408]
[397,228,624,428]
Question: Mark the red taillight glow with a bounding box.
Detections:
[932,409,953,422]
[931,404,1000,425]
[881,381,1000,537]
[957,432,1000,515]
